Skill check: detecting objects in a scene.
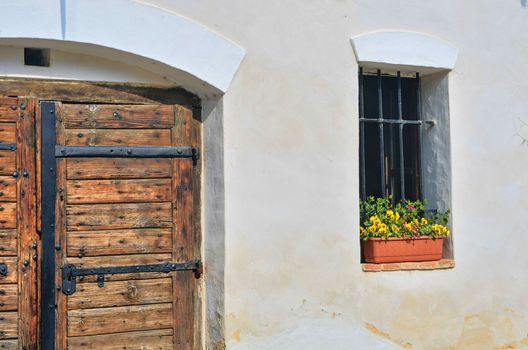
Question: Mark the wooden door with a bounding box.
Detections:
[40,102,201,350]
[0,98,38,350]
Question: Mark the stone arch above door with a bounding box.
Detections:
[0,0,246,95]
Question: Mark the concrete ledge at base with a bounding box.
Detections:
[362,259,455,272]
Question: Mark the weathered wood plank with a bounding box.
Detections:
[0,124,15,144]
[66,203,172,231]
[68,254,172,283]
[0,284,17,311]
[0,151,15,176]
[35,102,42,236]
[0,230,16,256]
[0,312,17,339]
[67,158,172,180]
[0,339,18,350]
[67,179,172,204]
[0,207,15,232]
[0,177,16,202]
[172,106,196,350]
[0,98,18,123]
[67,254,172,268]
[63,104,175,129]
[67,228,172,256]
[0,79,198,106]
[190,105,203,348]
[16,98,38,349]
[68,303,173,337]
[0,258,16,284]
[67,329,173,350]
[65,129,172,147]
[0,203,16,229]
[68,278,173,310]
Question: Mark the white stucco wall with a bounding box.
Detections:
[2,1,528,349]
[147,1,526,349]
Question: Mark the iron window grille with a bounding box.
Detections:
[359,68,428,202]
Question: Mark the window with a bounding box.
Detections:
[359,68,424,202]
[24,48,50,67]
[353,32,457,267]
[359,68,455,265]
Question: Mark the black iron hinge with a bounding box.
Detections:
[0,142,16,151]
[55,146,200,165]
[61,260,203,295]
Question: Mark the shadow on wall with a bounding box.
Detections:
[522,0,527,8]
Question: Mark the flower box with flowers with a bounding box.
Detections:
[360,197,450,264]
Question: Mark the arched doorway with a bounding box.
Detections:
[0,2,244,349]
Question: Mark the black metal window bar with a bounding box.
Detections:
[359,68,427,202]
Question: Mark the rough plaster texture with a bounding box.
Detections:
[0,0,62,39]
[421,73,454,258]
[202,98,227,350]
[2,1,528,349]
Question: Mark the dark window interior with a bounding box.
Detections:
[24,48,51,67]
[359,71,421,202]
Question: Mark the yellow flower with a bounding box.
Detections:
[360,227,365,235]
[426,223,449,236]
[421,218,428,225]
[370,215,381,225]
[386,210,394,218]
[391,224,400,233]
[368,225,377,233]
[404,223,413,230]
[395,212,400,220]
[378,227,387,234]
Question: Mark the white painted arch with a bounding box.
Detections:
[351,31,458,73]
[0,0,246,95]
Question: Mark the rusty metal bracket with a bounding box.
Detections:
[61,260,203,295]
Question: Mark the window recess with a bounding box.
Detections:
[359,68,433,202]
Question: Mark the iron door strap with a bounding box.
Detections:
[0,142,16,151]
[61,260,203,295]
[40,102,57,350]
[55,145,200,165]
[0,263,7,276]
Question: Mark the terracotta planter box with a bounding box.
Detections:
[362,236,444,263]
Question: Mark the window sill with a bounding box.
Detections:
[362,259,455,272]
